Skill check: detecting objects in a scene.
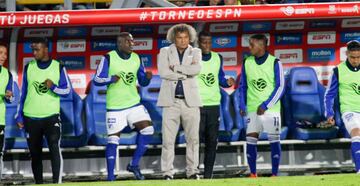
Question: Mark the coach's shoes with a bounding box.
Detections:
[249,173,257,178]
[127,164,145,180]
[164,175,173,180]
[188,174,200,180]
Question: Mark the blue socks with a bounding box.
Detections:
[270,141,281,176]
[246,137,258,175]
[351,137,360,172]
[106,136,119,181]
[131,134,152,167]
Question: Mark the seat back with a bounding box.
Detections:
[231,88,246,138]
[60,89,84,137]
[286,67,326,134]
[85,81,107,140]
[5,82,23,138]
[140,75,162,132]
[219,89,234,131]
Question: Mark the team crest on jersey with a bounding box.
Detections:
[350,83,360,95]
[33,81,49,95]
[119,71,135,85]
[200,73,216,87]
[251,78,267,92]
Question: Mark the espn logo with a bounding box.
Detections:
[307,31,336,44]
[132,38,153,50]
[274,49,303,64]
[218,51,237,66]
[57,39,86,52]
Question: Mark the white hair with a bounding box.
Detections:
[166,23,197,43]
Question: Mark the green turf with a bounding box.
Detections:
[38,173,359,186]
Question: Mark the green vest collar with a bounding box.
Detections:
[346,59,360,72]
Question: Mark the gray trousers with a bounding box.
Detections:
[161,98,200,177]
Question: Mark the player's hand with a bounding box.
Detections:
[227,77,235,87]
[44,79,54,88]
[5,90,13,100]
[240,110,247,117]
[145,71,152,79]
[327,117,335,126]
[112,75,120,83]
[17,122,24,129]
[257,106,266,115]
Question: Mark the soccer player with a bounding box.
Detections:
[94,32,154,181]
[15,37,70,184]
[0,43,14,180]
[324,40,360,174]
[197,31,235,179]
[239,34,284,177]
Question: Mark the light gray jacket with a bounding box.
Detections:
[157,44,202,107]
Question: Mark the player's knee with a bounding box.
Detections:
[246,132,259,139]
[350,128,360,137]
[246,136,258,145]
[139,126,154,135]
[107,135,120,145]
[268,134,280,143]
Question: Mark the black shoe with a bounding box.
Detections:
[126,164,145,180]
[188,174,200,180]
[164,175,173,180]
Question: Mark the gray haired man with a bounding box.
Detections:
[157,24,202,180]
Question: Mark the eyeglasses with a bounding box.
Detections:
[347,40,360,51]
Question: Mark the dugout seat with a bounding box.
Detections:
[218,89,241,142]
[283,67,339,140]
[140,75,162,144]
[5,82,28,149]
[60,88,88,147]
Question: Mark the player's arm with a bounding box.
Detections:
[137,60,151,87]
[93,55,119,86]
[47,66,71,97]
[218,54,234,88]
[239,60,247,116]
[324,68,339,124]
[4,71,14,103]
[260,60,285,112]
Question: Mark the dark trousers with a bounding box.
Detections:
[199,106,220,178]
[0,125,4,179]
[24,114,62,184]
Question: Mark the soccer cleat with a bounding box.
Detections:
[271,174,278,177]
[249,173,257,178]
[126,164,145,180]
